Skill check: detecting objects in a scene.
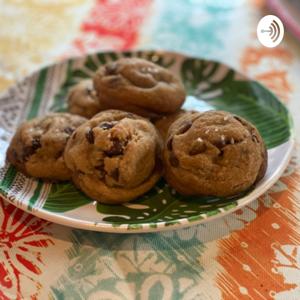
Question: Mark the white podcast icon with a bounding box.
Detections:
[257,15,284,48]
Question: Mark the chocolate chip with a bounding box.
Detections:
[32,137,41,150]
[233,115,250,129]
[99,122,116,130]
[189,140,206,155]
[85,129,95,144]
[169,152,179,167]
[105,63,118,75]
[212,140,224,150]
[64,127,74,135]
[111,168,119,181]
[233,116,244,124]
[105,138,126,157]
[166,138,173,151]
[72,132,77,140]
[177,121,192,135]
[22,137,41,161]
[22,146,36,161]
[95,165,106,178]
[218,149,224,157]
[55,150,64,159]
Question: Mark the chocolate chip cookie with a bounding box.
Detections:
[64,110,163,204]
[68,80,102,118]
[163,111,267,197]
[154,110,195,140]
[93,58,186,118]
[6,113,87,181]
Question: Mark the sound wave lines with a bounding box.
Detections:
[261,20,281,42]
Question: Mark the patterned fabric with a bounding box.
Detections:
[0,0,300,299]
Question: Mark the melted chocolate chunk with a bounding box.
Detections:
[64,127,74,135]
[23,147,36,161]
[212,140,224,150]
[177,121,192,135]
[169,152,179,167]
[22,137,42,161]
[85,129,95,144]
[111,168,119,181]
[32,137,41,150]
[95,164,106,178]
[218,149,224,157]
[55,150,64,159]
[105,138,126,157]
[99,122,116,130]
[233,115,245,125]
[166,138,173,151]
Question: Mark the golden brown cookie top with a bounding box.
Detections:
[6,113,87,181]
[93,58,186,118]
[163,110,267,197]
[64,110,162,203]
[68,80,102,118]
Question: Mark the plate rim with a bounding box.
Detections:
[0,49,295,233]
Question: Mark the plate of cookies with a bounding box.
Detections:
[0,50,294,233]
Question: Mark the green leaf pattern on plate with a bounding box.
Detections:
[0,51,293,231]
[41,52,292,224]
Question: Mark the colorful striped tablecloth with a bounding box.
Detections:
[0,0,300,299]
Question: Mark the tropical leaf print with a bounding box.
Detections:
[96,179,240,226]
[181,58,291,149]
[43,183,91,213]
[0,51,293,232]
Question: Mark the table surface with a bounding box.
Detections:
[0,0,300,299]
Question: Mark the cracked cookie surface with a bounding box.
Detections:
[93,58,186,118]
[163,111,267,197]
[64,110,163,204]
[6,113,87,181]
[68,80,102,118]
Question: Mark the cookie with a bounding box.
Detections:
[154,110,195,140]
[93,58,186,118]
[68,80,102,118]
[64,110,163,204]
[6,113,87,181]
[163,111,267,197]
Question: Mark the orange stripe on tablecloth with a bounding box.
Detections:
[216,159,300,299]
